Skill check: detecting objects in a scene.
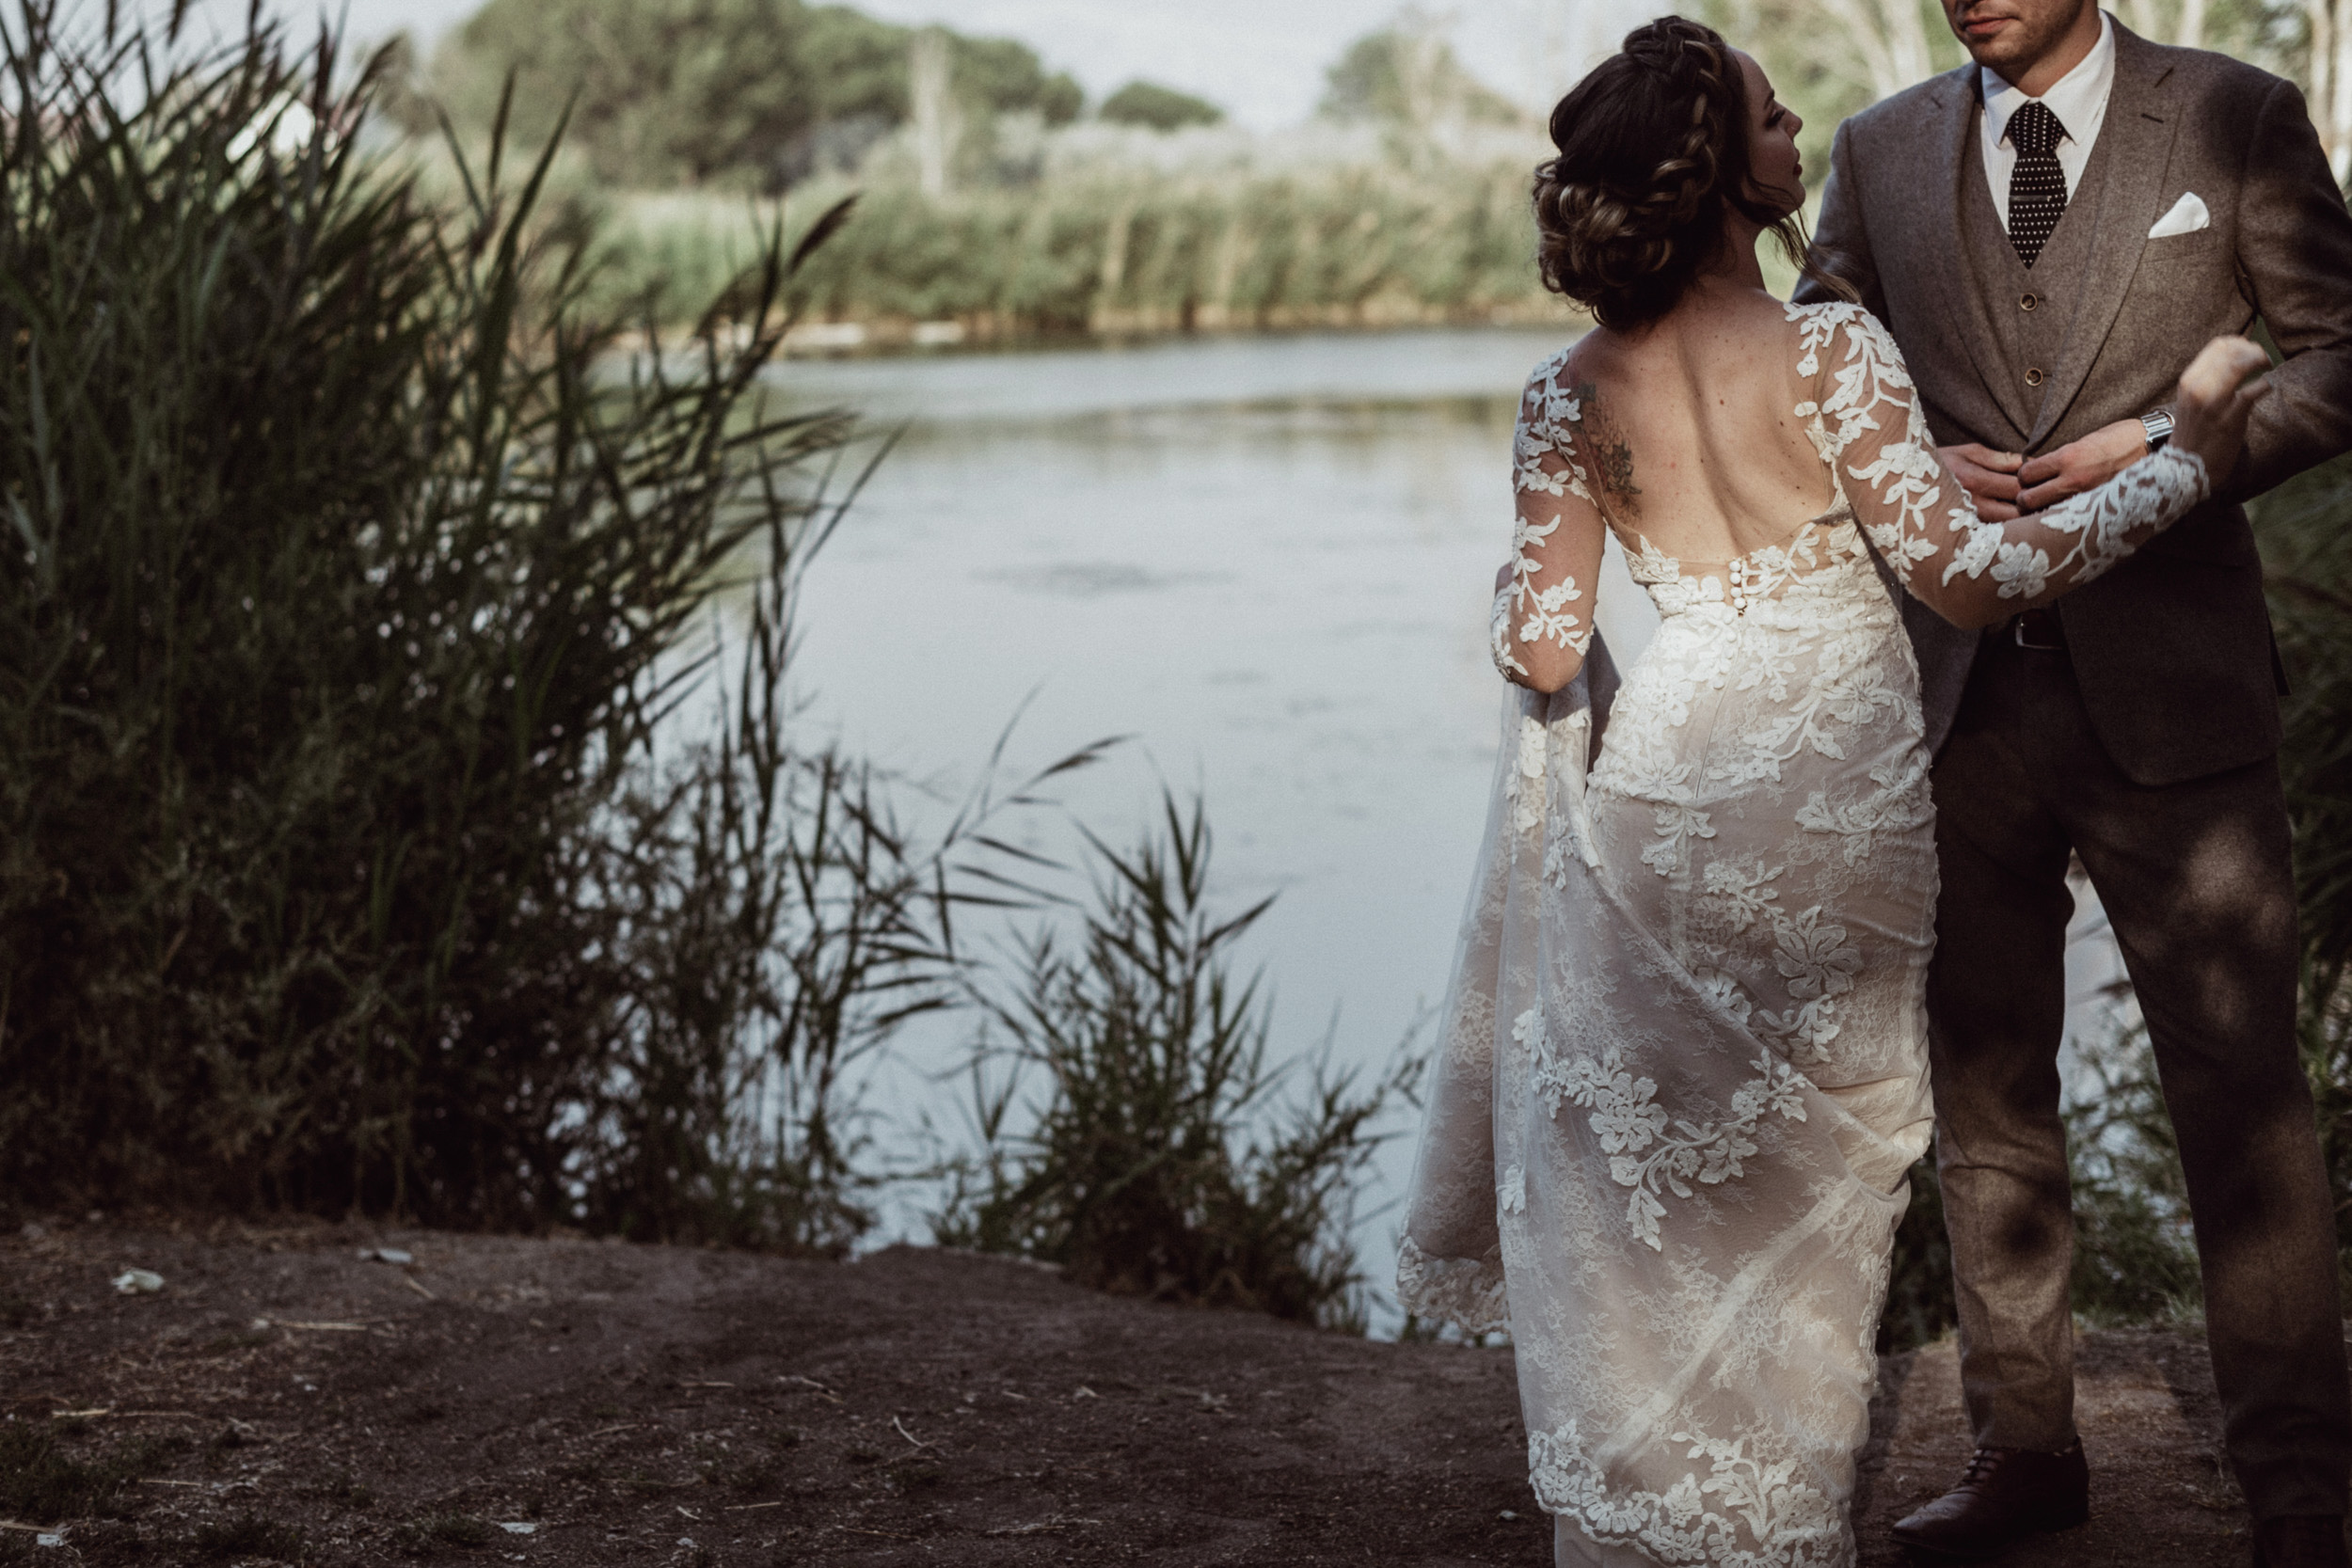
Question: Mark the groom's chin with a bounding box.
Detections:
[1953,30,2012,69]
[1948,8,2020,59]
[1948,8,2061,72]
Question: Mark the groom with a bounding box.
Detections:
[1798,0,2352,1562]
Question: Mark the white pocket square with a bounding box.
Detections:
[2148,191,2210,238]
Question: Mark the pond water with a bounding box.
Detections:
[769,326,1613,1317]
[768,326,2127,1330]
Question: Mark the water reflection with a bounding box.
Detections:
[764,327,1606,425]
[777,327,1615,1316]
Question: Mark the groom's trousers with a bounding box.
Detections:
[1927,628,2351,1521]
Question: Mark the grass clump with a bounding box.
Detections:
[937,794,1419,1331]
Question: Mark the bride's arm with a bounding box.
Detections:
[1807,308,2269,629]
[1494,360,1610,693]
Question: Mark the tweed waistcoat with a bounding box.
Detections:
[1957,118,2119,430]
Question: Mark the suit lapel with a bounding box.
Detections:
[2027,26,2182,448]
[1915,70,2022,430]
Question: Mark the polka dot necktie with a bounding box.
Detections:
[2007,100,2068,268]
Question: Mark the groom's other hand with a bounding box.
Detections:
[1937,443,2026,520]
[2014,418,2150,511]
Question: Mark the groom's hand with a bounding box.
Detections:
[2015,420,2150,512]
[1936,443,2025,521]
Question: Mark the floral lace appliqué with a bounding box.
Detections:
[1526,1021,1810,1250]
[1494,350,1599,679]
[1530,1418,1845,1568]
[1794,300,2210,620]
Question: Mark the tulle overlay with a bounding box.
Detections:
[1403,527,1938,1566]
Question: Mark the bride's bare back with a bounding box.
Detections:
[1555,279,1835,565]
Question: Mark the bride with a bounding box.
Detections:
[1395,16,2269,1568]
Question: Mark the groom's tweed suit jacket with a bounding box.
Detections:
[1798,23,2352,784]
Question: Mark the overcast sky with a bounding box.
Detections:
[178,0,1657,130]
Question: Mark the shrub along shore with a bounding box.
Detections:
[644,175,1553,345]
[383,99,1575,349]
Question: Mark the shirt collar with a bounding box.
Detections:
[1982,8,2115,148]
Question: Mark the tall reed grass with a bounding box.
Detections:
[936,796,1422,1332]
[0,5,1071,1248]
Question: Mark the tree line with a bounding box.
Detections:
[419,0,1227,189]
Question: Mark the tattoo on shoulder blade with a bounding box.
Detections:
[1575,380,1642,517]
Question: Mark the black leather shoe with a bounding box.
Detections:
[1891,1442,2090,1559]
[2254,1515,2351,1568]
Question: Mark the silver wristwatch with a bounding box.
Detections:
[2139,409,2175,451]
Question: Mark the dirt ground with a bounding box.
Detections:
[0,1219,2324,1566]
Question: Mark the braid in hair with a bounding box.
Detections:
[1533,17,1823,330]
[1623,21,1735,225]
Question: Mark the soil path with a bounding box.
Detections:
[0,1222,2315,1565]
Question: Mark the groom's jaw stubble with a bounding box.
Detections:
[1940,0,2102,93]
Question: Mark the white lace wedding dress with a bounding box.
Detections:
[1398,301,2209,1568]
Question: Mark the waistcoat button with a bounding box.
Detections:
[2020,292,2039,310]
[2025,366,2045,387]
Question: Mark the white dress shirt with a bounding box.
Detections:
[1980,9,2116,232]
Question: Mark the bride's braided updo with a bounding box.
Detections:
[1533,17,1830,328]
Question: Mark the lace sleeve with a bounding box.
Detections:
[1495,353,1608,692]
[1794,304,2210,628]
